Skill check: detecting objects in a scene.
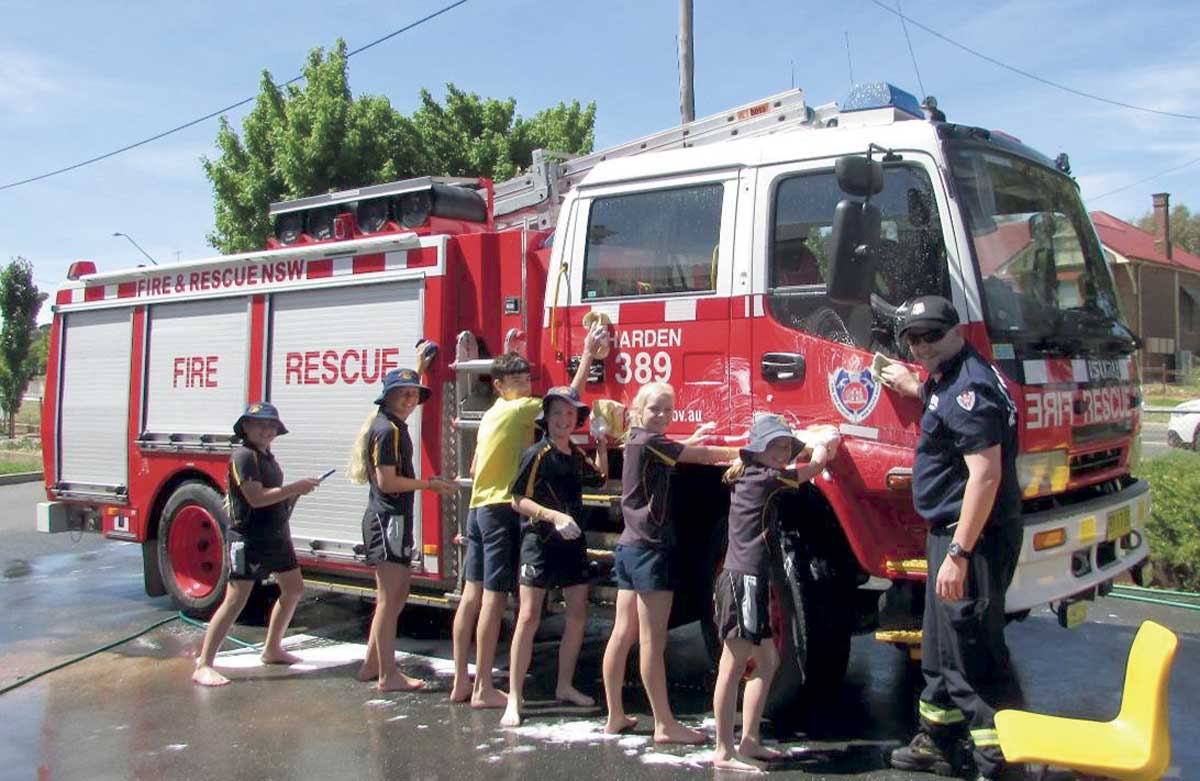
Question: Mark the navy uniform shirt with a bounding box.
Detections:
[724,463,803,578]
[618,427,686,549]
[913,344,1021,530]
[511,436,607,538]
[228,445,290,539]
[365,410,416,517]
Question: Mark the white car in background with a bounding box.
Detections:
[1167,399,1200,450]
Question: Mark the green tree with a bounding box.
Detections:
[0,258,44,437]
[1135,203,1200,256]
[204,40,595,253]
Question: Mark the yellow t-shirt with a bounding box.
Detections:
[469,396,543,508]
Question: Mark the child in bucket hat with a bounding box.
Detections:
[193,403,322,687]
[349,340,455,692]
[711,414,840,771]
[500,385,609,727]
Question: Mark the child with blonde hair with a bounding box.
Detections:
[602,382,738,743]
[711,415,839,771]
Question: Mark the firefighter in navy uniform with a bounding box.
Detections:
[880,296,1023,780]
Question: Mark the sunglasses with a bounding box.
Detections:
[904,328,947,345]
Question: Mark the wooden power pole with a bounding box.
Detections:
[679,0,695,124]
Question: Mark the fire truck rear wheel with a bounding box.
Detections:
[764,547,855,722]
[157,482,234,618]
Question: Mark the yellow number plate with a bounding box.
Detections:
[1064,601,1088,628]
[1106,506,1132,541]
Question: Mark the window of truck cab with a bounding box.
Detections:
[581,183,724,300]
[766,161,951,356]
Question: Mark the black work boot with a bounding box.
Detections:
[889,731,972,777]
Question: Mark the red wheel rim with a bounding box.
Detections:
[168,505,223,599]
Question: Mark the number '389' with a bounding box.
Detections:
[613,351,671,384]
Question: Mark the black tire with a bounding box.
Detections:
[1192,427,1200,452]
[158,481,231,617]
[1166,430,1183,449]
[764,536,856,720]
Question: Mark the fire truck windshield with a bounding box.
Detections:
[948,146,1136,355]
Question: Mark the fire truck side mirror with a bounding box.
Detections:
[828,199,880,306]
[834,155,883,198]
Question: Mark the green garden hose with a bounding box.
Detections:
[0,612,258,696]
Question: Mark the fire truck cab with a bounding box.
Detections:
[39,83,1151,711]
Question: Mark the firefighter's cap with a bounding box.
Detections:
[740,414,803,462]
[896,295,959,338]
[374,368,432,405]
[538,386,590,430]
[233,402,289,440]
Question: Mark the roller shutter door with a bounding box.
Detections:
[144,298,250,436]
[59,308,133,491]
[268,281,424,556]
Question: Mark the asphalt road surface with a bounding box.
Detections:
[1,480,1195,780]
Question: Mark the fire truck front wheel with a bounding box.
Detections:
[157,482,231,617]
[763,540,856,722]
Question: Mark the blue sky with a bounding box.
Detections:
[3,0,1198,323]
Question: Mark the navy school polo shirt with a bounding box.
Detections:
[365,410,416,517]
[511,436,607,535]
[618,428,686,549]
[913,344,1021,530]
[724,463,803,578]
[228,445,290,539]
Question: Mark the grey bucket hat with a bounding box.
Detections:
[233,402,289,441]
[739,414,802,462]
[537,385,591,430]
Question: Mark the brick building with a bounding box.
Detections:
[1091,193,1200,376]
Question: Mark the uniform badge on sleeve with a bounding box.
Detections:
[928,394,939,411]
[956,390,976,411]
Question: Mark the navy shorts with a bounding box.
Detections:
[519,526,590,590]
[227,530,298,582]
[714,569,772,644]
[362,510,415,567]
[464,504,520,592]
[613,544,673,592]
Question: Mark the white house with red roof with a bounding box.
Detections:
[1091,193,1200,375]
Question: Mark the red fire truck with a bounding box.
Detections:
[39,83,1150,710]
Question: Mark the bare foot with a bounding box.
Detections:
[192,664,230,687]
[470,687,508,709]
[654,722,707,745]
[499,700,523,727]
[554,685,595,707]
[737,738,783,761]
[712,752,766,773]
[260,649,302,665]
[449,678,472,702]
[603,715,638,735]
[377,671,426,692]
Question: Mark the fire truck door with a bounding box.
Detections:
[58,308,133,493]
[568,173,739,435]
[267,280,424,560]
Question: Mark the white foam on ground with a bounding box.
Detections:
[502,719,621,744]
[212,634,474,676]
[617,735,648,748]
[639,748,711,768]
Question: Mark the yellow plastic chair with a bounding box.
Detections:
[994,620,1177,781]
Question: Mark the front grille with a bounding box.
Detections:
[1070,447,1122,479]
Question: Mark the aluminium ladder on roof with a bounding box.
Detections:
[490,88,833,229]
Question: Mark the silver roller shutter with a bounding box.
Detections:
[268,281,424,557]
[59,308,133,491]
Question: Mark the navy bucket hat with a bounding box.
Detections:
[233,402,289,440]
[374,368,432,405]
[739,414,802,462]
[537,386,591,430]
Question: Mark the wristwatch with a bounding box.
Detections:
[947,541,972,560]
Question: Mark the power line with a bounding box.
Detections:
[867,0,1200,122]
[895,0,925,99]
[0,0,471,193]
[1088,155,1200,202]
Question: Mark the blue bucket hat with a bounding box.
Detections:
[233,402,288,440]
[739,414,802,462]
[537,386,590,430]
[374,368,432,405]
